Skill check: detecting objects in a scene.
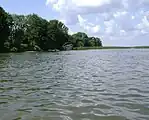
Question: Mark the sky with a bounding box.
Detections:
[1,0,149,46]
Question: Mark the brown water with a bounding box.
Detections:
[0,49,149,120]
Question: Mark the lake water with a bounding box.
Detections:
[0,49,149,120]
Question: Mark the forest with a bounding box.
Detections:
[0,6,102,53]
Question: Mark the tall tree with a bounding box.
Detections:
[46,20,69,50]
[7,14,28,52]
[0,6,12,52]
[24,14,47,51]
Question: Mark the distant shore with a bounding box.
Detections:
[1,46,149,53]
[73,46,149,50]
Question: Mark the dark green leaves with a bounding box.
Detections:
[0,6,12,52]
[71,32,102,47]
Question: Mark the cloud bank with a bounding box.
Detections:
[46,0,149,46]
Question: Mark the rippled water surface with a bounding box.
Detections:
[0,49,149,120]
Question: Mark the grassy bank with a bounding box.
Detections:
[73,46,149,50]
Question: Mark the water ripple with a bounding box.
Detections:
[0,49,149,120]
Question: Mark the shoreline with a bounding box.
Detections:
[73,46,149,50]
[1,46,149,53]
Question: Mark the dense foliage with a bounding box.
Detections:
[0,6,102,52]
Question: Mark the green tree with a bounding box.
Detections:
[71,32,88,47]
[24,14,47,51]
[88,37,102,47]
[88,37,96,47]
[95,37,102,47]
[46,20,69,50]
[7,14,28,52]
[0,6,12,52]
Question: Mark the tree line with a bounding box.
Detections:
[0,6,102,53]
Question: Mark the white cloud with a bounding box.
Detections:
[120,30,126,36]
[46,0,149,46]
[92,25,100,33]
[131,16,135,19]
[104,20,116,34]
[72,0,111,7]
[46,0,124,20]
[136,16,149,30]
[77,15,100,34]
[113,11,127,18]
[46,0,57,5]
